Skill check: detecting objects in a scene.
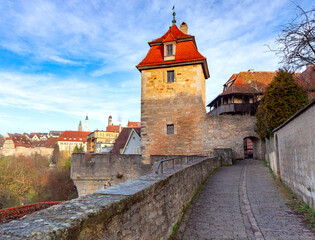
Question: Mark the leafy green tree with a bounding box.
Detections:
[256,69,309,139]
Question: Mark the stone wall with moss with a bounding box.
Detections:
[71,153,153,197]
[0,156,220,239]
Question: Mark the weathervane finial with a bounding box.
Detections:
[172,6,176,25]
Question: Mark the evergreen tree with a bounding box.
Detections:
[256,69,308,139]
[73,145,79,153]
[50,144,60,164]
[73,144,84,153]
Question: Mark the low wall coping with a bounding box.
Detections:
[0,159,212,239]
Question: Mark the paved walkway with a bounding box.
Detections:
[175,160,314,240]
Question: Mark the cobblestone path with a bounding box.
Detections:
[175,160,314,240]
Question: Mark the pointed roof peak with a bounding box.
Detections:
[148,24,193,46]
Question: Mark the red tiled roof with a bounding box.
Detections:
[8,135,32,148]
[137,41,206,67]
[32,140,46,147]
[49,131,64,136]
[162,32,176,43]
[295,65,315,99]
[220,71,277,96]
[136,24,209,78]
[149,25,193,45]
[128,122,141,127]
[110,128,141,154]
[58,131,92,143]
[44,137,58,148]
[106,125,121,132]
[208,69,310,107]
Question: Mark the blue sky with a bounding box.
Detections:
[0,0,313,135]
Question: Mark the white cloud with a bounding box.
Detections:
[0,71,140,127]
[0,0,312,133]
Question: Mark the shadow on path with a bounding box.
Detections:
[175,159,314,240]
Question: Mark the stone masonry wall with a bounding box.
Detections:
[0,147,53,158]
[71,153,153,197]
[140,62,265,161]
[0,156,220,239]
[203,115,264,160]
[141,64,206,163]
[274,101,315,209]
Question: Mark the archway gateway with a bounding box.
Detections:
[243,137,260,159]
[244,137,253,159]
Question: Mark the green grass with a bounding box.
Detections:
[264,162,314,232]
[272,175,315,232]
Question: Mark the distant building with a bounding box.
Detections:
[48,131,64,138]
[127,121,141,127]
[57,131,92,152]
[106,115,122,132]
[29,133,48,141]
[3,133,12,140]
[32,137,58,149]
[78,121,82,131]
[295,65,315,99]
[207,68,314,116]
[87,116,126,153]
[3,135,32,149]
[208,70,277,115]
[84,115,89,132]
[87,130,120,153]
[1,134,57,157]
[110,128,141,154]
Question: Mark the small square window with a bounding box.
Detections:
[167,44,173,56]
[167,70,174,82]
[167,124,174,135]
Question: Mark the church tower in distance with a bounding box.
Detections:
[136,16,210,163]
[84,115,89,132]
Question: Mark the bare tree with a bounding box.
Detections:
[272,5,315,71]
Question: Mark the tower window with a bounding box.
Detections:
[167,124,174,135]
[167,70,175,82]
[167,44,173,56]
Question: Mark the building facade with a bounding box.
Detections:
[110,128,141,154]
[87,130,120,153]
[87,116,122,153]
[58,131,92,153]
[208,70,276,115]
[136,22,209,163]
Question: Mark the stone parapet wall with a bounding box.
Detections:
[213,148,233,166]
[265,137,279,177]
[0,147,53,158]
[71,153,154,197]
[273,101,315,209]
[0,156,220,239]
[204,115,264,160]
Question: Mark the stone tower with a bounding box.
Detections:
[84,115,89,132]
[108,115,113,126]
[78,121,82,131]
[136,21,210,163]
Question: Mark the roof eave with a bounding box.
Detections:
[137,59,210,79]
